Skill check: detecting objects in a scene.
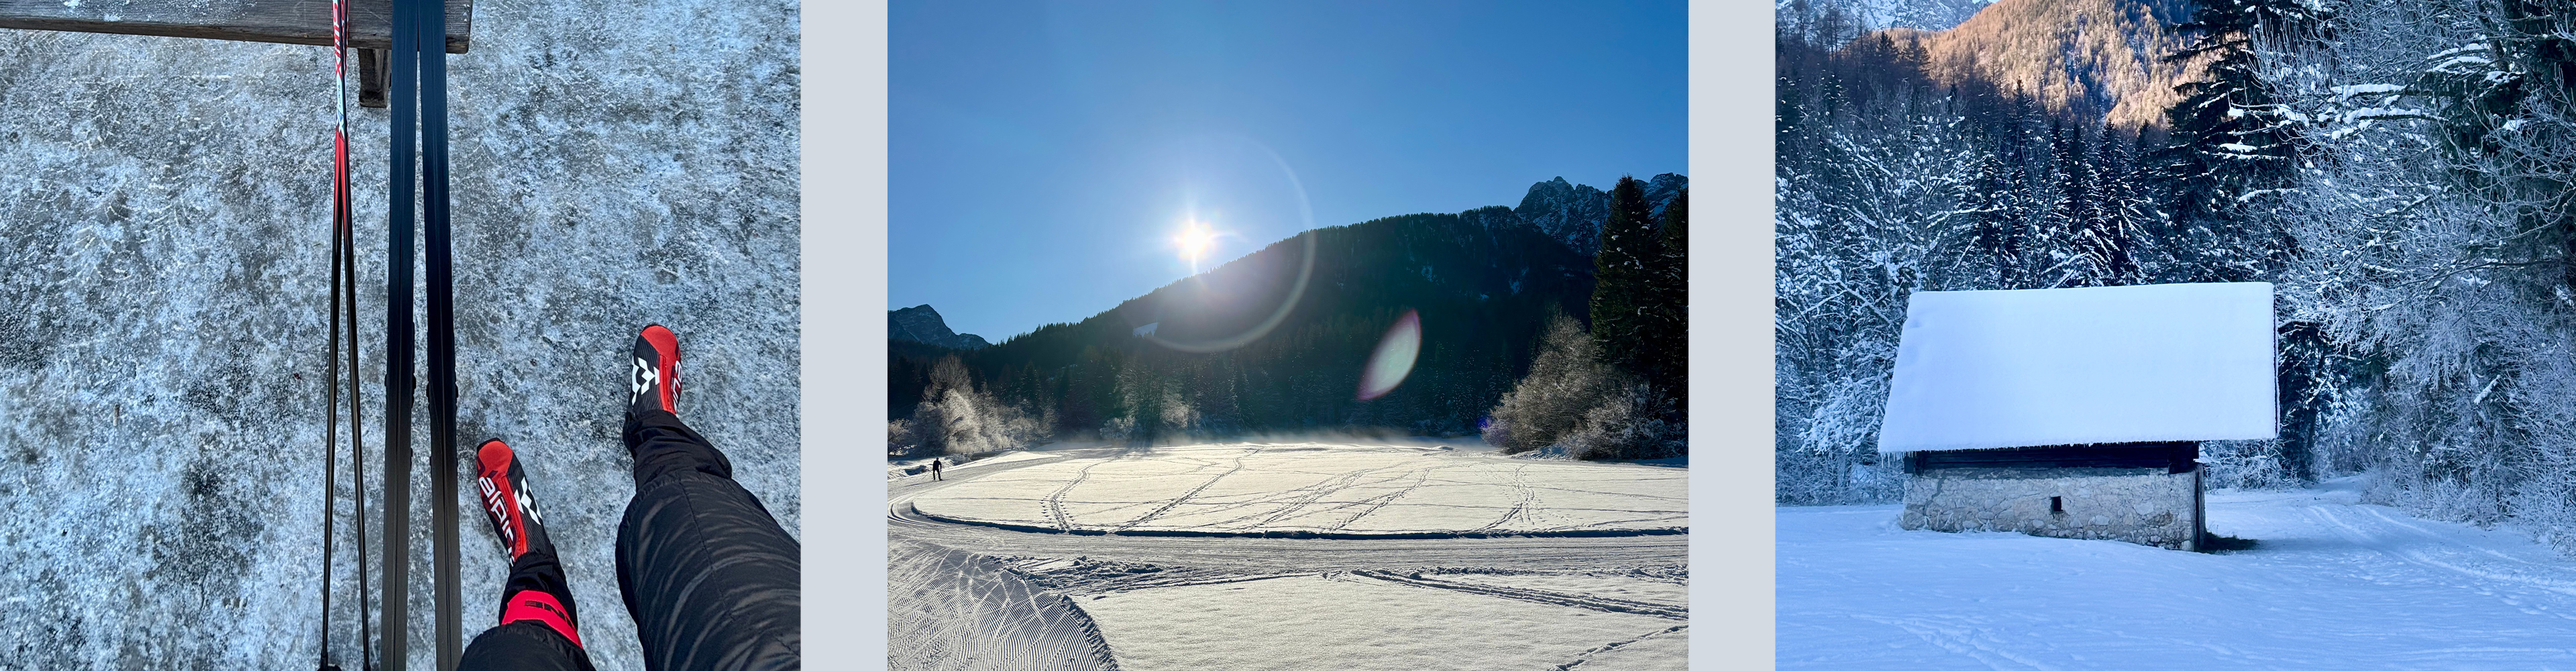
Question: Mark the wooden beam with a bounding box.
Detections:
[1908,442,2200,474]
[0,0,472,53]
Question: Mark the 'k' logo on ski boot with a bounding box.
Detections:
[631,324,682,416]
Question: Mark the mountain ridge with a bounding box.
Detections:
[889,304,990,350]
[1508,173,1687,256]
[1869,0,2211,130]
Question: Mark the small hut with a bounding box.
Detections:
[1876,282,2277,550]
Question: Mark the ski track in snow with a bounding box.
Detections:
[889,444,1690,670]
[912,443,1685,537]
[1354,569,1688,619]
[1110,448,1258,533]
[1044,460,1099,532]
[1782,482,2576,670]
[886,539,1112,671]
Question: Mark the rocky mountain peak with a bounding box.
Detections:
[1506,173,1688,256]
[890,304,990,350]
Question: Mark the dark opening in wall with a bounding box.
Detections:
[2051,496,2064,514]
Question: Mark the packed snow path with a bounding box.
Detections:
[886,539,1112,671]
[1782,480,2576,670]
[888,444,1690,671]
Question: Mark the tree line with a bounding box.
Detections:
[892,184,1689,461]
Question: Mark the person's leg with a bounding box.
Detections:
[459,440,596,671]
[616,325,800,671]
[458,621,593,671]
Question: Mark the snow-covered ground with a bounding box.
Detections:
[891,450,1062,480]
[885,539,1108,671]
[1782,479,2576,669]
[888,444,1690,670]
[0,1,797,668]
[908,442,1686,536]
[1079,572,1683,671]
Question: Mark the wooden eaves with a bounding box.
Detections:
[0,0,472,52]
[0,0,473,106]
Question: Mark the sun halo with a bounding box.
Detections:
[1176,221,1218,269]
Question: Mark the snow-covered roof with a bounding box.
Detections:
[1876,282,2277,454]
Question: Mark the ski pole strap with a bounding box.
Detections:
[498,590,582,649]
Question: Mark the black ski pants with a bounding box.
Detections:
[458,409,800,671]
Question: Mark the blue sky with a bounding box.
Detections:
[890,0,1687,342]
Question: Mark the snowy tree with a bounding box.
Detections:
[1643,189,1690,406]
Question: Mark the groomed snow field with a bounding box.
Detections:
[1079,572,1683,671]
[908,442,1687,536]
[1782,478,2576,670]
[888,442,1689,671]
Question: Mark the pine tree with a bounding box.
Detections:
[2156,0,2325,282]
[1592,176,1658,370]
[1640,189,1689,404]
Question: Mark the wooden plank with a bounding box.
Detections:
[0,0,472,53]
[1909,442,2199,474]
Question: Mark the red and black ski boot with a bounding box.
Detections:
[474,439,584,648]
[475,439,554,563]
[630,324,681,417]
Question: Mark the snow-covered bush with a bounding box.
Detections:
[1483,314,1680,459]
[2200,440,2305,491]
[1560,382,1684,460]
[888,419,918,458]
[906,356,1049,455]
[1155,389,1201,443]
[1485,315,1619,454]
[1100,415,1138,448]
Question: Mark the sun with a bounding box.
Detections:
[1176,221,1218,268]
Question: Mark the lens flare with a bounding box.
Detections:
[1357,309,1421,401]
[1139,137,1316,354]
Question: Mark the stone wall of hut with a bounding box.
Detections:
[1901,469,2202,550]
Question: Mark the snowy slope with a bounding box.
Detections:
[1781,480,2576,669]
[0,1,798,669]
